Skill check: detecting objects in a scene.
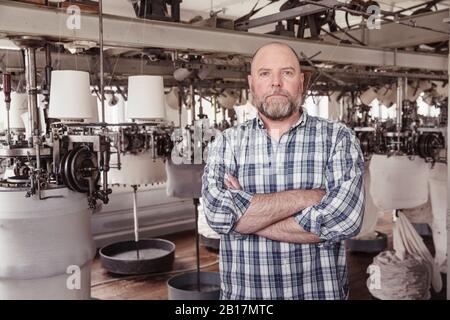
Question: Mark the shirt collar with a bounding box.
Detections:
[256,107,308,131]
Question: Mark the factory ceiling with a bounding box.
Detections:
[0,0,448,95]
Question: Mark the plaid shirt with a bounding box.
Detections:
[201,109,365,300]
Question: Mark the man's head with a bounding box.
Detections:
[248,42,304,121]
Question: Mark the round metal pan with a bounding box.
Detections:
[200,235,220,251]
[99,238,176,275]
[345,231,388,253]
[168,271,221,300]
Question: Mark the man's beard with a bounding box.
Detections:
[251,88,303,121]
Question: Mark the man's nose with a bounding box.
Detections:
[271,73,282,88]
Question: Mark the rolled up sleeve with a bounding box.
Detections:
[201,132,253,238]
[294,126,365,246]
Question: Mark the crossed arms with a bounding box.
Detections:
[201,128,365,245]
[224,174,325,243]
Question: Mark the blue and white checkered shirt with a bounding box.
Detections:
[201,109,365,300]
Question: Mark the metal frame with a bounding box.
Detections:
[0,49,248,88]
[0,1,446,71]
[235,0,339,31]
[444,15,450,302]
[323,9,449,48]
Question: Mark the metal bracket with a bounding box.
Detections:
[235,0,339,30]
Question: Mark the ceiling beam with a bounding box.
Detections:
[0,0,447,72]
[323,9,449,48]
[0,49,247,83]
[235,0,338,30]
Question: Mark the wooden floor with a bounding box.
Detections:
[91,232,220,300]
[91,212,446,300]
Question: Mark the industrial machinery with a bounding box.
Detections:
[0,0,448,300]
[0,71,175,210]
[342,80,447,164]
[0,39,221,299]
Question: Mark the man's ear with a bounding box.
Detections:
[247,74,252,89]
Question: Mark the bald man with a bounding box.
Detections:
[202,42,365,300]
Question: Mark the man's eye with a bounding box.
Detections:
[283,70,294,76]
[259,71,270,77]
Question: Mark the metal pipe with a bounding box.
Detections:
[178,86,182,127]
[445,13,450,300]
[396,77,403,153]
[98,0,109,204]
[133,185,140,260]
[403,77,408,105]
[235,0,338,30]
[6,104,10,144]
[24,46,42,201]
[2,73,12,145]
[213,95,217,126]
[194,198,201,291]
[99,0,105,124]
[396,78,403,131]
[198,93,204,117]
[43,44,52,134]
[24,48,40,169]
[102,149,109,204]
[190,83,195,126]
[171,0,181,21]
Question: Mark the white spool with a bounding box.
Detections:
[98,93,124,124]
[108,151,167,186]
[165,87,180,110]
[126,75,166,120]
[369,155,430,210]
[0,187,95,299]
[360,87,377,105]
[165,159,204,199]
[353,161,380,240]
[327,92,341,121]
[378,86,396,107]
[48,70,95,121]
[20,112,31,139]
[218,89,239,109]
[432,81,448,97]
[86,95,99,123]
[166,101,189,127]
[406,81,426,102]
[401,201,433,225]
[0,92,28,129]
[429,163,447,273]
[173,68,193,82]
[418,80,432,92]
